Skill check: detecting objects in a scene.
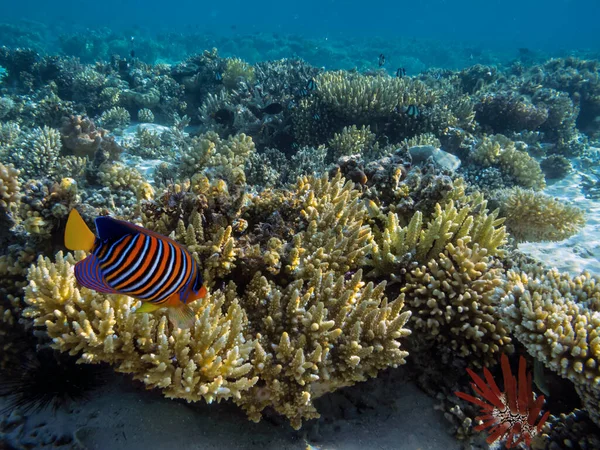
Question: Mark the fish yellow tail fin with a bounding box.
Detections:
[65,209,96,251]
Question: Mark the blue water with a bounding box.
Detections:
[2,0,600,52]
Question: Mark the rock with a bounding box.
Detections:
[408,145,461,172]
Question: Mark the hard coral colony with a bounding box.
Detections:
[0,23,598,449]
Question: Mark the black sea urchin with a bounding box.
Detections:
[0,348,105,415]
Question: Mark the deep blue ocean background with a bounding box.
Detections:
[2,0,600,59]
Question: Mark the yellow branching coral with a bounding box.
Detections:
[498,269,600,425]
[472,134,545,190]
[9,126,61,179]
[499,187,585,242]
[369,195,507,278]
[401,239,513,367]
[23,173,413,430]
[316,71,436,120]
[23,251,258,403]
[241,268,411,429]
[403,132,442,149]
[0,162,20,208]
[287,173,374,279]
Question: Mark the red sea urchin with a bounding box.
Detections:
[455,354,550,448]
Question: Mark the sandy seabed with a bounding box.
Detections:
[519,167,600,275]
[0,369,462,450]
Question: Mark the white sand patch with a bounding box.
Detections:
[518,169,600,276]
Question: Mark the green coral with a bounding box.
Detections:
[223,58,256,89]
[178,132,255,185]
[137,108,155,123]
[369,190,507,277]
[7,126,61,179]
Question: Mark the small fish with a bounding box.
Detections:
[533,358,550,397]
[64,209,207,329]
[261,103,283,115]
[406,104,419,117]
[287,99,297,109]
[313,113,321,121]
[378,53,385,67]
[396,67,406,78]
[306,78,317,91]
[213,108,234,126]
[130,49,135,58]
[215,71,223,82]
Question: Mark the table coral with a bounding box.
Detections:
[499,187,585,242]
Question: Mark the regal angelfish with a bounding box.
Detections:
[65,209,207,328]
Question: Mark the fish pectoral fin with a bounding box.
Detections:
[135,302,162,314]
[168,304,196,329]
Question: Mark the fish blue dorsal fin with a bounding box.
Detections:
[95,216,186,248]
[95,216,137,241]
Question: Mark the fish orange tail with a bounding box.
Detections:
[65,209,96,251]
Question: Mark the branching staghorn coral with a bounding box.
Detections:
[498,269,600,426]
[369,193,507,278]
[498,187,586,242]
[98,106,131,131]
[368,186,510,366]
[23,251,259,404]
[23,173,412,429]
[97,162,154,201]
[222,58,256,90]
[471,134,545,190]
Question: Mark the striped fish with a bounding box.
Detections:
[64,209,207,328]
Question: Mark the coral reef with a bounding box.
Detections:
[1,31,600,443]
[97,107,131,131]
